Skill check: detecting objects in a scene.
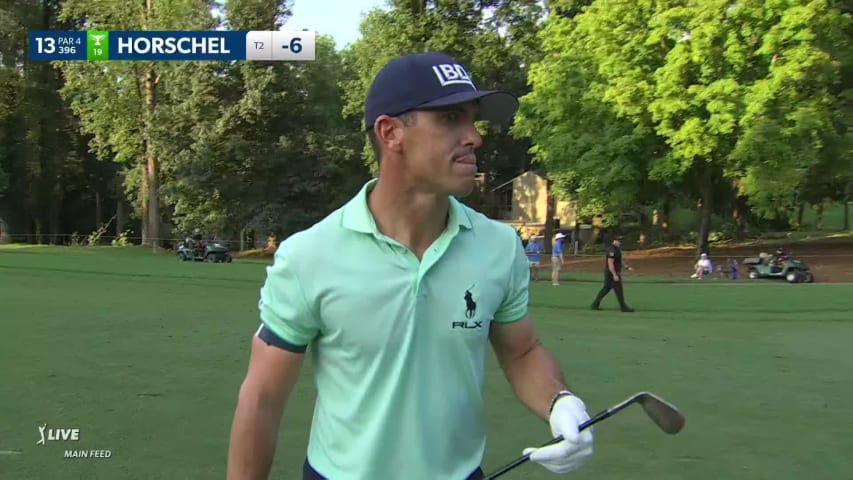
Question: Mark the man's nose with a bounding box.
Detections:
[463,122,482,149]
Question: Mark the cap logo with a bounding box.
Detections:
[432,63,475,89]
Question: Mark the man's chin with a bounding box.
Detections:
[449,179,476,198]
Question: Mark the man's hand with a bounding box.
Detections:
[613,273,620,282]
[523,395,594,474]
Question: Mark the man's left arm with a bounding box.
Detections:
[489,317,565,419]
[492,235,567,413]
[490,233,593,474]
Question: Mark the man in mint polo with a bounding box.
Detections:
[227,52,594,480]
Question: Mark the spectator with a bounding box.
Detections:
[772,247,789,268]
[526,233,543,281]
[725,257,739,280]
[552,232,567,286]
[692,253,713,279]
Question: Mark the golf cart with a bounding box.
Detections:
[742,251,814,283]
[176,230,232,263]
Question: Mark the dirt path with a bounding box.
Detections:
[565,238,853,283]
[237,236,853,283]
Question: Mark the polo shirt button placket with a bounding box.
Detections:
[414,272,425,299]
[412,268,421,299]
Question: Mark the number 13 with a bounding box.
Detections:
[36,37,56,54]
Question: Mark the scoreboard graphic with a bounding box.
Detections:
[28,30,316,62]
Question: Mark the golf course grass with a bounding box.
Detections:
[1,245,851,479]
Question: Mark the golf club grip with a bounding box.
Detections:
[482,408,611,480]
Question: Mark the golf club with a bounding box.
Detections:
[484,391,685,480]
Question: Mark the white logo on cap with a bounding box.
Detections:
[432,64,476,89]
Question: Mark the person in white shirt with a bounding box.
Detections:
[692,253,713,279]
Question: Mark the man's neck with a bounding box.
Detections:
[367,176,450,259]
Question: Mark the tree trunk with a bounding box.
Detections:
[816,203,824,231]
[661,202,671,241]
[139,0,160,249]
[22,205,32,242]
[116,198,126,238]
[697,169,713,255]
[143,65,160,249]
[797,203,805,229]
[732,203,741,238]
[140,162,149,244]
[144,139,159,247]
[49,191,61,245]
[572,209,581,253]
[95,191,102,230]
[45,129,61,245]
[33,217,43,244]
[544,178,556,253]
[732,194,746,239]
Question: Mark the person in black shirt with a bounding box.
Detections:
[591,235,634,312]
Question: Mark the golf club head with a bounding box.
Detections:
[484,392,685,480]
[635,392,686,434]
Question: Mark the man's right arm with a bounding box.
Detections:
[227,335,306,480]
[608,257,619,281]
[228,234,319,479]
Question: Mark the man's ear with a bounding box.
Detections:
[373,115,406,154]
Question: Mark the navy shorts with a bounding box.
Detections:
[303,459,484,480]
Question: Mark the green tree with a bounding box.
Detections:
[0,0,98,243]
[517,0,850,253]
[727,0,850,223]
[162,0,367,243]
[342,0,544,197]
[513,4,667,228]
[58,0,216,247]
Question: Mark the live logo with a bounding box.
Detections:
[48,428,80,441]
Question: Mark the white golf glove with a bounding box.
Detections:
[523,394,594,474]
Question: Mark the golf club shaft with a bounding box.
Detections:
[483,406,616,480]
[485,392,650,480]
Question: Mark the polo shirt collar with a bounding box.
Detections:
[341,179,473,235]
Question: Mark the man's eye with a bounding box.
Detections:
[444,111,461,121]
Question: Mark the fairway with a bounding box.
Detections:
[1,246,852,479]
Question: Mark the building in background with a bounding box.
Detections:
[488,171,589,241]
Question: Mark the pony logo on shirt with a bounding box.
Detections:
[464,286,477,318]
[453,285,481,329]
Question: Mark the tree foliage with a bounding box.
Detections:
[515,0,851,250]
[1,0,849,250]
[343,0,545,195]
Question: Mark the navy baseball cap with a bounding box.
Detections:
[364,52,519,130]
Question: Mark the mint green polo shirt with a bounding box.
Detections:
[258,179,530,480]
